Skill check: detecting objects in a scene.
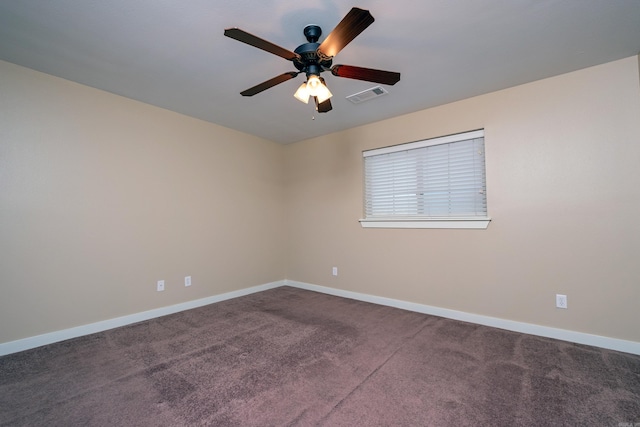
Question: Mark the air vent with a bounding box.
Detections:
[346,86,389,104]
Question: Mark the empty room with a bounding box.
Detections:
[1,1,640,425]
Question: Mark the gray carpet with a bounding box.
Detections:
[1,286,639,426]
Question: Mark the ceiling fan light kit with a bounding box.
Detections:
[294,74,333,104]
[224,7,400,113]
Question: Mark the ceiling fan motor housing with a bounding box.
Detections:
[293,25,333,75]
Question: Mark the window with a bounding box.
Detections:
[360,129,490,229]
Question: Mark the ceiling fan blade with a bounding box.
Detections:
[224,28,299,61]
[314,96,332,113]
[331,64,400,85]
[240,72,299,96]
[318,8,375,58]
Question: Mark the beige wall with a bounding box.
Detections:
[0,60,286,343]
[2,55,639,346]
[284,56,640,342]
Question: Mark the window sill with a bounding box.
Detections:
[359,217,491,229]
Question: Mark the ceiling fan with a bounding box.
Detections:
[224,7,400,113]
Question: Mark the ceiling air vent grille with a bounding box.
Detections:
[346,86,389,104]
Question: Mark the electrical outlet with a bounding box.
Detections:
[185,276,192,287]
[332,267,338,276]
[556,294,567,309]
[157,280,165,292]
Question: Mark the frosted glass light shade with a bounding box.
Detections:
[315,84,333,103]
[294,83,310,103]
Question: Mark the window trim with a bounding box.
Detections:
[360,129,491,229]
[358,217,491,229]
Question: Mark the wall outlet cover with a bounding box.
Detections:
[556,294,567,309]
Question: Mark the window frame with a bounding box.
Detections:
[359,129,491,229]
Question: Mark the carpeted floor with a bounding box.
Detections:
[1,286,639,426]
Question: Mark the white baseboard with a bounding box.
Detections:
[285,280,640,356]
[3,279,639,357]
[0,280,285,356]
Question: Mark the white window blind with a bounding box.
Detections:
[361,129,489,228]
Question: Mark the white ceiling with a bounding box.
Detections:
[1,1,639,144]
